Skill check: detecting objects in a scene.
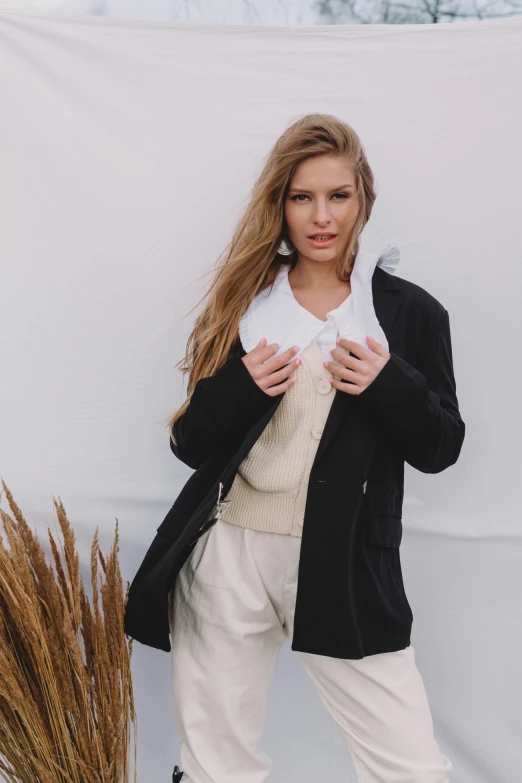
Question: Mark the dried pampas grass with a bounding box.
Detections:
[0,479,137,783]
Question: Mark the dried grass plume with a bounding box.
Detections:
[0,479,138,783]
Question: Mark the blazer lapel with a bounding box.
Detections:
[313,266,402,464]
[370,265,402,343]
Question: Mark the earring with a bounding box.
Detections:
[277,236,295,256]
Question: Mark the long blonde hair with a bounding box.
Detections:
[166,113,377,446]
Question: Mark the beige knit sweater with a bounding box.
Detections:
[219,339,337,537]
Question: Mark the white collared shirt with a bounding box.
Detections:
[239,244,400,364]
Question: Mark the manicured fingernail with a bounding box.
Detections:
[323,361,329,366]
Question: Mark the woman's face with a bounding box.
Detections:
[284,154,359,267]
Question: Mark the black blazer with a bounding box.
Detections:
[123,265,465,658]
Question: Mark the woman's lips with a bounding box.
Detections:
[307,235,337,248]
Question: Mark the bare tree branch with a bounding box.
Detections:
[315,0,522,24]
[88,0,107,16]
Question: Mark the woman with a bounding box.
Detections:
[123,114,465,782]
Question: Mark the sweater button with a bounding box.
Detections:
[312,425,324,439]
[317,378,332,394]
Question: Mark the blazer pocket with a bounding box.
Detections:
[367,514,403,548]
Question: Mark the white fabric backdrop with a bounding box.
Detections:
[0,6,521,781]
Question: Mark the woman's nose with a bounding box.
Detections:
[311,205,333,220]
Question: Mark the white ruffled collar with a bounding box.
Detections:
[239,244,400,358]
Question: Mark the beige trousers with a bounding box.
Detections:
[168,518,453,783]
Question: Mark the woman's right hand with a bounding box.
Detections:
[241,338,301,397]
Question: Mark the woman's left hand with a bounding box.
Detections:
[325,335,391,395]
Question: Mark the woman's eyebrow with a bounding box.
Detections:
[288,184,354,193]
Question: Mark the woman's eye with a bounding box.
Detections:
[290,193,348,202]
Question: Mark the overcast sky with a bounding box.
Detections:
[0,0,323,24]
